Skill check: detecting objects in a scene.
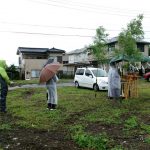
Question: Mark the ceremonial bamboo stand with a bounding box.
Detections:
[121,73,138,99]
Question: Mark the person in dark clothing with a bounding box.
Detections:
[0,60,10,113]
[0,76,8,113]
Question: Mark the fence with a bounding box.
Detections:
[61,71,74,79]
[121,74,139,99]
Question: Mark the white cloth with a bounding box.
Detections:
[108,66,121,98]
[46,75,59,104]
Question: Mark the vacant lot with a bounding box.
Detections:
[0,79,150,150]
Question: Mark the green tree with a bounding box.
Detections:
[88,26,109,68]
[116,14,144,61]
[6,64,20,80]
[7,64,16,71]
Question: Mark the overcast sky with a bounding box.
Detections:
[0,0,150,66]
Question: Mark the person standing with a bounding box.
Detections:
[0,60,10,113]
[108,62,121,100]
[43,58,59,110]
[46,74,59,110]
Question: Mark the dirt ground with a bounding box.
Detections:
[0,110,150,150]
[0,113,79,150]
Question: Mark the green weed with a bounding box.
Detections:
[141,123,150,134]
[111,145,125,150]
[70,125,109,150]
[124,116,138,130]
[83,107,126,124]
[0,124,11,130]
[144,137,150,144]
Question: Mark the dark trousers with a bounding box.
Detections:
[0,76,8,112]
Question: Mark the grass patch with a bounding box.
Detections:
[0,123,11,130]
[12,78,73,86]
[0,78,149,149]
[145,137,150,144]
[141,123,150,134]
[124,116,138,130]
[70,125,109,150]
[82,107,127,124]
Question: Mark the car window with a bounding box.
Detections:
[92,69,107,77]
[85,69,92,77]
[75,69,84,75]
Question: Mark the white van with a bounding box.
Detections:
[74,67,108,91]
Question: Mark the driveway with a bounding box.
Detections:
[9,82,74,90]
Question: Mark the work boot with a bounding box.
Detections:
[47,103,52,110]
[0,109,7,114]
[52,104,57,109]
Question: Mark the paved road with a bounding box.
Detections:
[9,82,74,90]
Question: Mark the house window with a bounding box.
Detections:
[19,57,21,64]
[137,43,144,52]
[31,70,40,78]
[108,43,115,52]
[36,56,42,59]
[57,56,62,63]
[63,61,68,64]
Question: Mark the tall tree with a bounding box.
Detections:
[116,14,144,61]
[88,26,109,67]
[7,64,17,71]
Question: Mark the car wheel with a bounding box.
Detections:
[93,84,99,91]
[75,81,79,88]
[147,77,150,82]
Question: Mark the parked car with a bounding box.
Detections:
[144,72,150,81]
[74,67,108,91]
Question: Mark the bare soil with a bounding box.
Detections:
[0,88,150,150]
[0,109,150,150]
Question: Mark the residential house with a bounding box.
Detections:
[63,48,90,76]
[107,37,150,74]
[17,47,65,80]
[107,37,150,57]
[62,37,150,76]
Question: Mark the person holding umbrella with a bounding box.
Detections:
[39,59,61,110]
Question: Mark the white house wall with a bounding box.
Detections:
[143,45,149,56]
[68,52,89,63]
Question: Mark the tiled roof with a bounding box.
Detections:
[48,47,65,53]
[67,48,86,55]
[107,37,150,44]
[106,37,118,44]
[17,47,65,55]
[17,47,49,54]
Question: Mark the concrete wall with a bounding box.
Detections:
[143,45,149,56]
[24,59,47,79]
[68,52,89,63]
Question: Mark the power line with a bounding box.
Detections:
[0,21,122,31]
[1,30,150,41]
[26,0,149,18]
[45,0,150,14]
[0,30,94,37]
[56,0,150,13]
[24,0,141,16]
[1,21,150,33]
[0,21,95,31]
